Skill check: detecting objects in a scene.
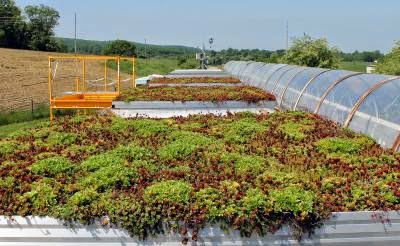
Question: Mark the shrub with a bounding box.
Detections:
[103,40,137,57]
[143,180,192,204]
[29,156,75,177]
[269,187,315,216]
[280,35,340,69]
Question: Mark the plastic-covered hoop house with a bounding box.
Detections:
[224,61,400,152]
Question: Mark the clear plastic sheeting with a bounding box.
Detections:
[349,78,400,149]
[296,69,355,112]
[318,74,394,125]
[281,68,327,110]
[224,61,400,150]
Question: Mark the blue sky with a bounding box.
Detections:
[15,0,400,53]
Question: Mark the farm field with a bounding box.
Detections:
[0,48,181,113]
[339,61,371,73]
[0,111,399,240]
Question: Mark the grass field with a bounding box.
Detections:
[339,61,371,72]
[113,57,198,77]
[0,118,48,138]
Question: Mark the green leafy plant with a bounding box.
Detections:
[241,188,268,212]
[143,180,193,204]
[21,178,59,212]
[277,122,313,141]
[46,132,77,146]
[315,137,363,154]
[158,131,215,160]
[222,118,267,143]
[269,187,315,216]
[29,156,75,177]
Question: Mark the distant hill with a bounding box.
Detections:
[57,38,200,58]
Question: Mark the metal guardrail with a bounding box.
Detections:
[0,211,399,245]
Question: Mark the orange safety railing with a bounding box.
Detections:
[48,56,135,121]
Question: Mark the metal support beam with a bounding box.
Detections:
[279,67,311,108]
[263,65,289,89]
[393,134,400,152]
[293,69,331,110]
[314,73,363,114]
[343,77,400,128]
[271,66,299,94]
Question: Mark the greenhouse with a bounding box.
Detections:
[224,61,400,152]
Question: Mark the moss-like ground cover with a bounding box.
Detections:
[0,112,399,241]
[116,85,276,103]
[149,77,241,84]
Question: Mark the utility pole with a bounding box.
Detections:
[74,12,77,55]
[144,38,147,59]
[286,20,289,53]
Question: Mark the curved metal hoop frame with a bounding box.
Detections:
[263,64,289,88]
[314,73,364,114]
[343,77,400,127]
[237,61,255,80]
[271,66,299,94]
[279,67,312,108]
[293,69,331,110]
[244,62,266,84]
[393,134,400,152]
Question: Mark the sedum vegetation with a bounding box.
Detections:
[116,85,276,102]
[0,112,399,241]
[149,77,241,84]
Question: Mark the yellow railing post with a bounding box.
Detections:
[48,57,53,122]
[117,57,121,95]
[82,58,86,93]
[104,59,107,92]
[132,58,136,88]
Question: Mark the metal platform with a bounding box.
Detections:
[51,93,118,109]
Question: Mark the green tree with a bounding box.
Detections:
[24,4,60,51]
[281,35,340,69]
[103,40,137,57]
[0,0,29,49]
[375,41,400,75]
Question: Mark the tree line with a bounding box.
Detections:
[0,0,65,51]
[58,38,200,58]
